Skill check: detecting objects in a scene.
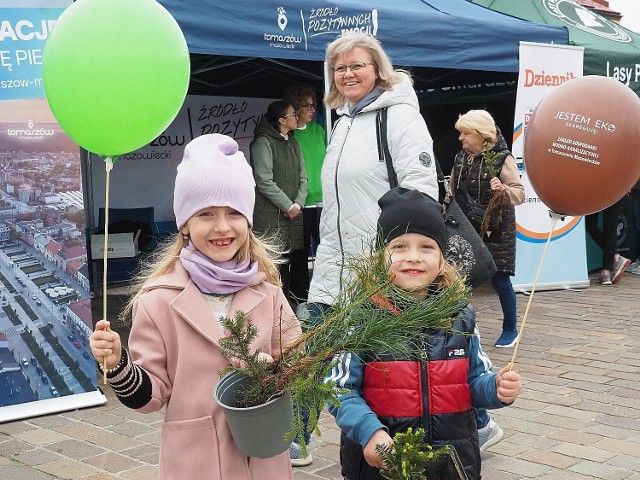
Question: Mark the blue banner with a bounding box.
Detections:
[158,0,568,72]
[0,8,64,100]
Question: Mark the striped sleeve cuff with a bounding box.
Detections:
[99,349,153,410]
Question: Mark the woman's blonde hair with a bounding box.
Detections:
[324,32,406,109]
[454,109,497,144]
[120,229,282,322]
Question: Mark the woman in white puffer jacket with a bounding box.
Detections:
[308,32,438,308]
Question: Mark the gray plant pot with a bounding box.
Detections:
[214,371,293,459]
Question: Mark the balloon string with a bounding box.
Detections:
[102,157,114,385]
[509,214,559,371]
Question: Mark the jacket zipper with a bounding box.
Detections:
[420,343,431,443]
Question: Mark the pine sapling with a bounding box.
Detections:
[376,428,450,480]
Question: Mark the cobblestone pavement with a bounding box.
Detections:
[1,273,639,479]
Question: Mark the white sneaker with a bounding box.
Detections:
[289,442,313,467]
[478,419,504,452]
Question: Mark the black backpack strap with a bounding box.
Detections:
[376,107,398,189]
[377,107,449,199]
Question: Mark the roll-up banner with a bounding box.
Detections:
[512,42,588,291]
[0,2,107,422]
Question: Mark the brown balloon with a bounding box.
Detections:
[524,75,640,216]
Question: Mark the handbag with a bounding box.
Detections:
[376,108,496,288]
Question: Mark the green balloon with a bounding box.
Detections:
[43,0,190,158]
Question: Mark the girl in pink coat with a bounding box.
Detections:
[90,134,300,480]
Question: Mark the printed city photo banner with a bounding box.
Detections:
[0,3,106,423]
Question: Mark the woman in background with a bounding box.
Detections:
[585,198,632,285]
[283,84,326,262]
[250,100,308,306]
[449,109,524,348]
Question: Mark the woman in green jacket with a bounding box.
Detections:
[284,84,326,260]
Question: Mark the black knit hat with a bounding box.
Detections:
[377,187,446,253]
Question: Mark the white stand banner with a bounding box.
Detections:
[512,42,589,291]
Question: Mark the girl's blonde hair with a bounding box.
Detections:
[120,229,282,322]
[324,32,407,109]
[454,109,497,144]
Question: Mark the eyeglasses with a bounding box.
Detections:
[331,61,374,75]
[282,113,298,119]
[301,103,316,111]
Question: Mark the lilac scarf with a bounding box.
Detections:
[179,244,258,294]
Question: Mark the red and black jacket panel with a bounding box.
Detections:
[339,305,481,480]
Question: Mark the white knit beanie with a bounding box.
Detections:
[173,134,255,229]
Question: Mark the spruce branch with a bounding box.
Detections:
[376,428,450,480]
